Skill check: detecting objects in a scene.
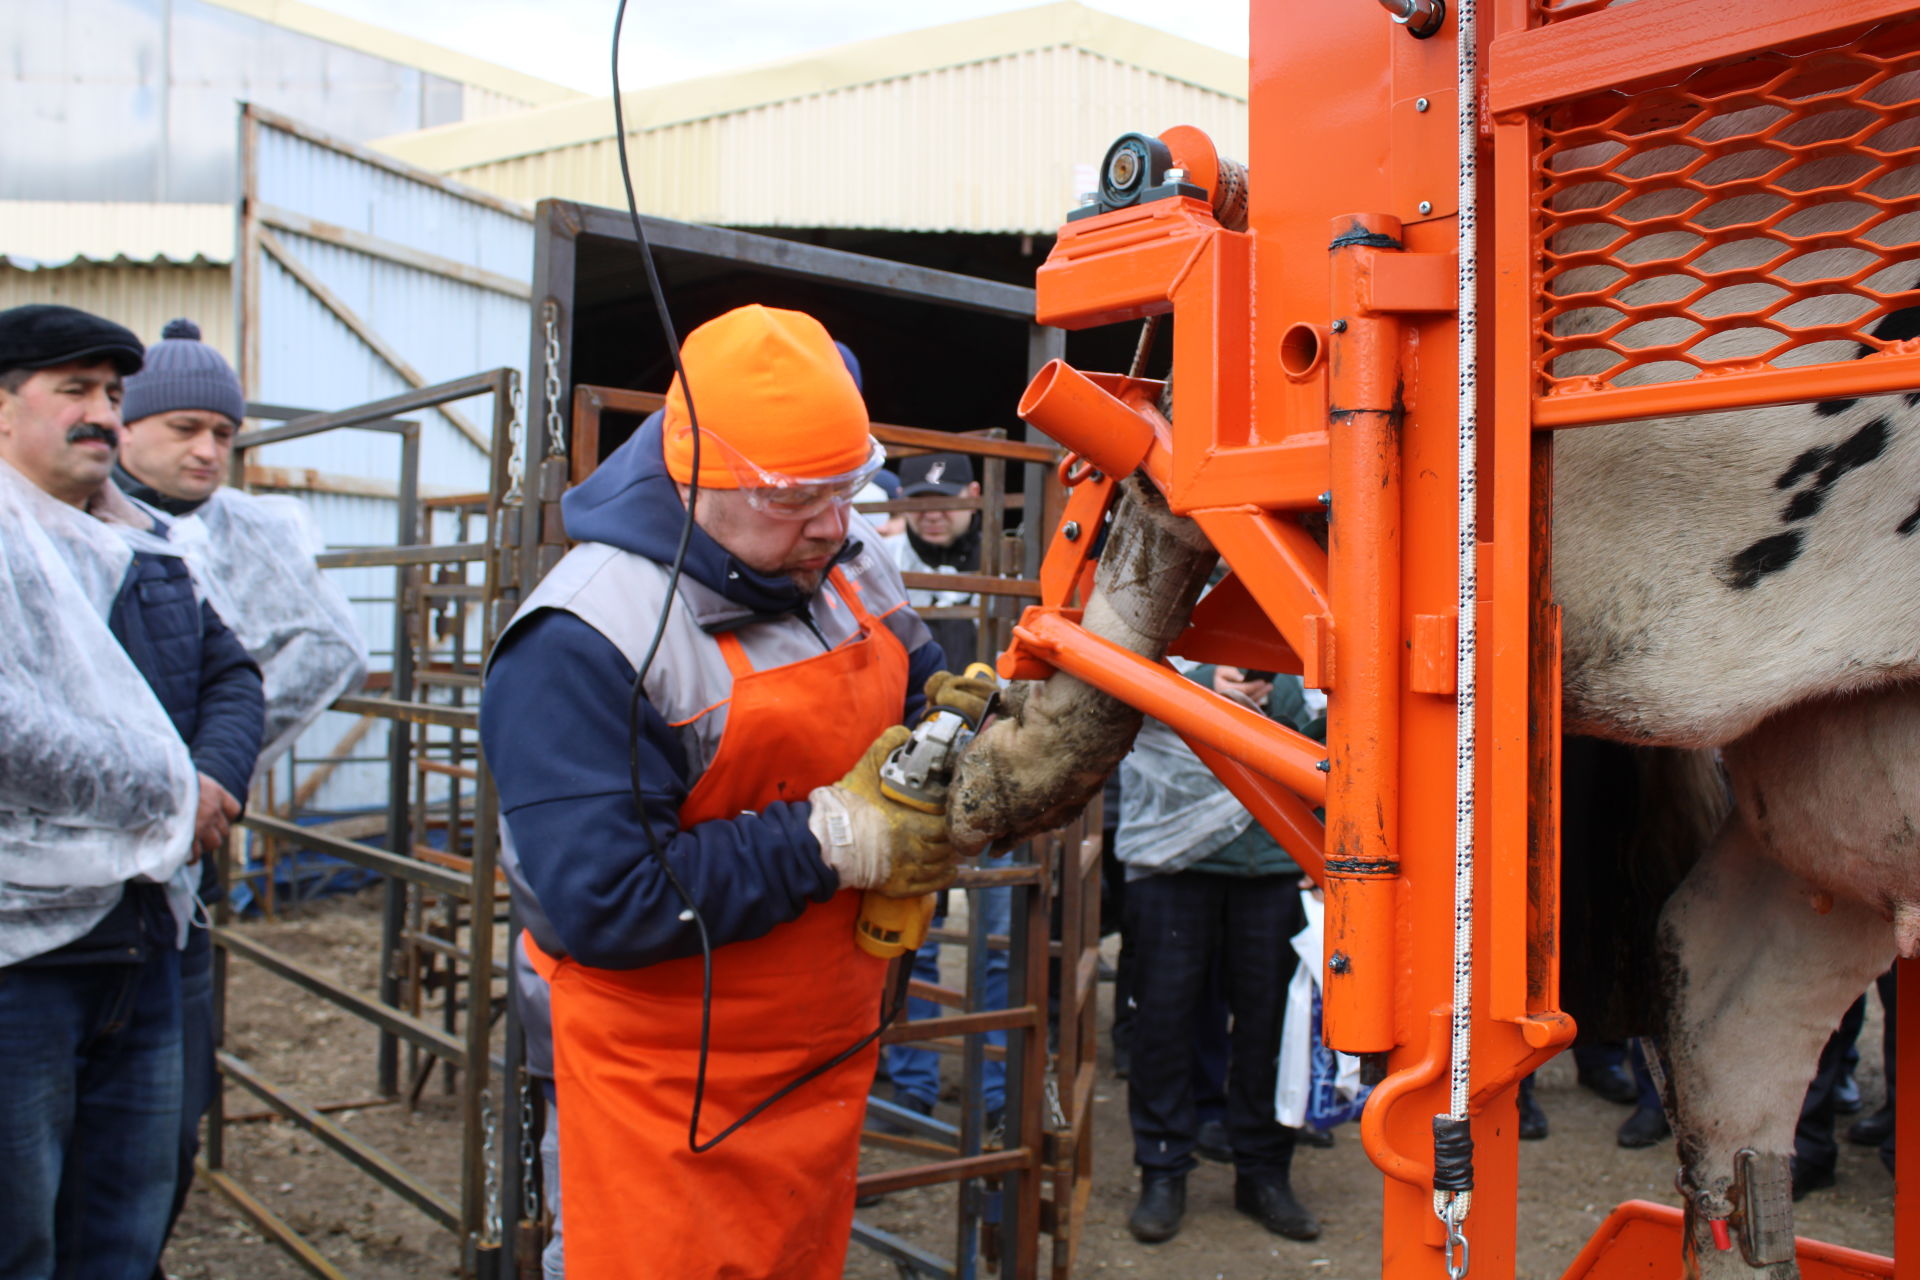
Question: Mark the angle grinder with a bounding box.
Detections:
[854,663,999,958]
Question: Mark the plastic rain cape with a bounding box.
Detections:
[0,460,200,963]
[1115,659,1256,874]
[160,488,367,781]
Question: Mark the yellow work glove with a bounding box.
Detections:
[808,726,958,898]
[925,665,999,726]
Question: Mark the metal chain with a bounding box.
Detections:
[541,301,568,460]
[481,1086,502,1245]
[1443,1202,1471,1280]
[503,369,527,504]
[518,1069,540,1222]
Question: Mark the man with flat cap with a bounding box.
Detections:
[0,304,263,1277]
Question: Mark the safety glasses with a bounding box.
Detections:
[689,432,888,522]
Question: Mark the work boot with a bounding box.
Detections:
[1293,1124,1336,1150]
[1196,1119,1232,1163]
[1234,1174,1321,1241]
[1576,1061,1639,1107]
[1517,1076,1548,1141]
[1791,1158,1836,1201]
[1847,1105,1895,1147]
[1127,1172,1186,1243]
[1616,1105,1670,1149]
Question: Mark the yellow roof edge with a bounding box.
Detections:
[374,1,1247,173]
[199,0,586,107]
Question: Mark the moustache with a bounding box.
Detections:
[66,423,119,448]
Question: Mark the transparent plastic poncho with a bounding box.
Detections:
[1115,660,1254,874]
[162,489,368,781]
[0,461,199,963]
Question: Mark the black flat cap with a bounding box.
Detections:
[0,304,144,378]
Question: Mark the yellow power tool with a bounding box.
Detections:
[854,663,999,959]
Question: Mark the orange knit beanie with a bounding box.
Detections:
[660,305,870,488]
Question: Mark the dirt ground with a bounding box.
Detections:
[166,889,1898,1279]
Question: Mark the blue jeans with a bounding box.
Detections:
[0,949,184,1280]
[159,926,216,1253]
[886,872,1010,1113]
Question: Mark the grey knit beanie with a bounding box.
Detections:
[121,318,245,425]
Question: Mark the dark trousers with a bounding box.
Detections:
[1796,994,1868,1173]
[1126,871,1304,1179]
[158,925,216,1259]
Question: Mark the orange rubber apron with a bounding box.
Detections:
[544,566,903,1280]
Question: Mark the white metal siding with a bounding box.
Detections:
[0,262,235,356]
[444,48,1246,234]
[242,111,530,812]
[246,118,530,496]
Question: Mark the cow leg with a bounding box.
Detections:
[1658,817,1893,1280]
[948,475,1216,855]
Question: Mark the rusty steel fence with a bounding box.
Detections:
[208,368,522,1279]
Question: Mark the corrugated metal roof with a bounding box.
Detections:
[199,0,585,108]
[375,1,1246,171]
[0,202,234,267]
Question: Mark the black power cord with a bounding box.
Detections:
[608,0,911,1155]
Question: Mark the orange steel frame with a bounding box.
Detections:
[998,1,1920,1278]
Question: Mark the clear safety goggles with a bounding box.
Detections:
[691,431,889,522]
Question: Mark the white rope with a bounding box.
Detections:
[1437,0,1480,1248]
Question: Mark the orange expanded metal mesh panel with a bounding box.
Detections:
[1534,22,1920,399]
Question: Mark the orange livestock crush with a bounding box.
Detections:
[998,1,1920,1278]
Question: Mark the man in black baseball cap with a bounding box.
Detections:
[0,304,145,508]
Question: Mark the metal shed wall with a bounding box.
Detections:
[239,107,531,813]
[442,47,1244,234]
[242,110,530,495]
[0,262,235,356]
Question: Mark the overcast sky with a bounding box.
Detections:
[307,1,1249,94]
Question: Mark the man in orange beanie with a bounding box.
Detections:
[482,305,991,1279]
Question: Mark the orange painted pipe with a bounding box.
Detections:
[1018,360,1158,484]
[1360,1008,1450,1190]
[1320,213,1408,1056]
[1011,609,1328,805]
[1532,350,1920,430]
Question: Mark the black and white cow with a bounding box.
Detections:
[1548,75,1918,1273]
